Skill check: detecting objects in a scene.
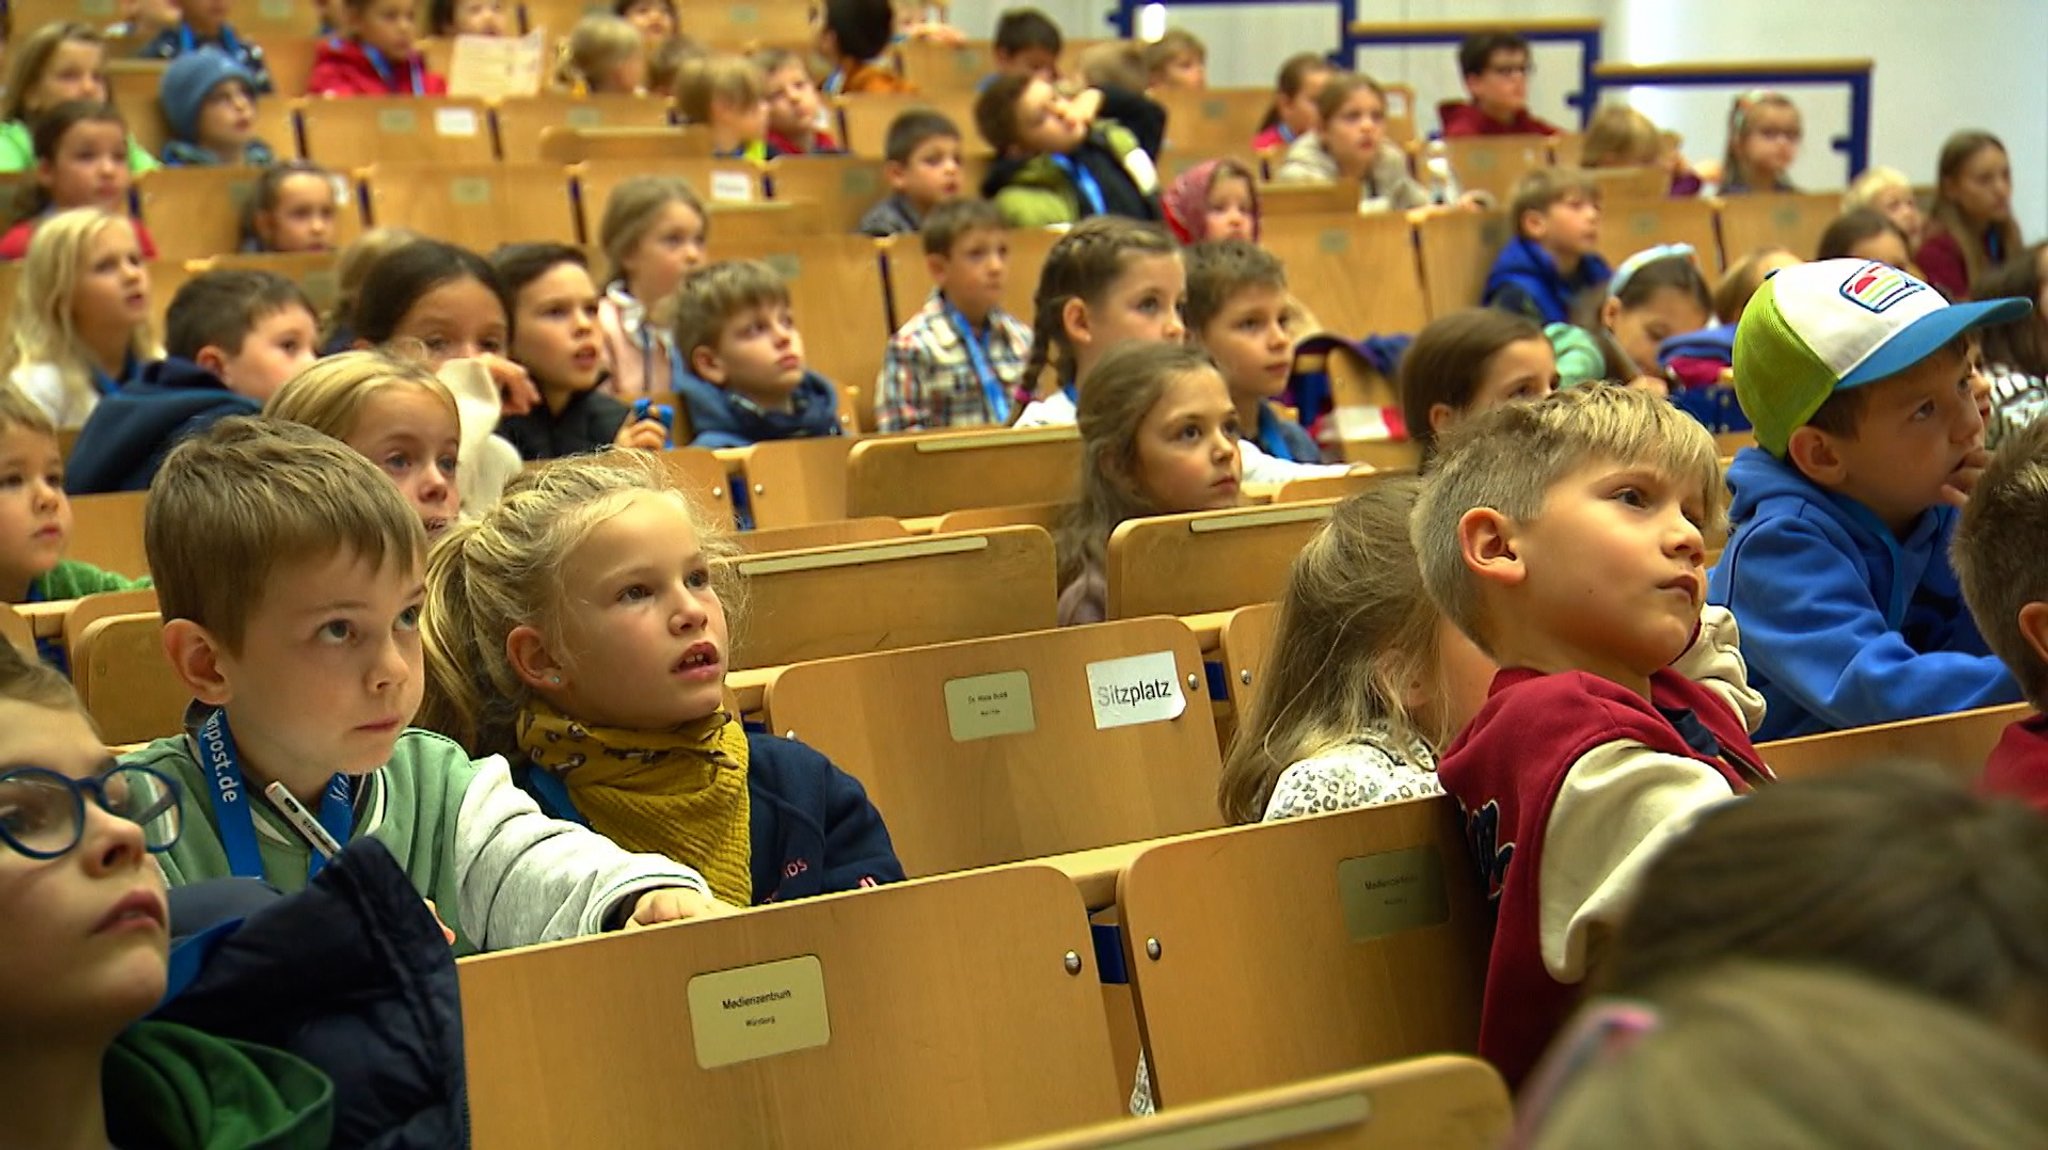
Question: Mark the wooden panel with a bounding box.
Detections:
[669,0,811,48]
[0,604,34,656]
[838,91,986,160]
[1105,502,1334,620]
[264,39,322,100]
[297,97,496,171]
[1274,471,1393,503]
[1596,198,1719,273]
[460,865,1122,1149]
[1261,213,1427,337]
[721,525,1056,669]
[573,156,767,241]
[846,426,1080,519]
[139,166,362,264]
[765,154,891,236]
[716,234,891,410]
[105,60,168,157]
[1414,210,1513,320]
[1216,601,1278,726]
[1154,88,1271,158]
[762,616,1222,875]
[1758,702,2028,783]
[67,491,149,580]
[73,613,186,744]
[1259,179,1362,218]
[230,0,324,39]
[538,124,711,164]
[1715,190,1843,267]
[932,500,1066,535]
[734,516,907,554]
[61,587,157,654]
[495,93,673,164]
[364,162,579,249]
[655,446,736,527]
[200,251,343,317]
[1120,798,1489,1108]
[723,436,854,529]
[894,38,996,94]
[1441,135,1551,207]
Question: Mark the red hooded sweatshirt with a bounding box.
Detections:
[307,37,447,97]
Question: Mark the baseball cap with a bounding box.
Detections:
[1732,258,2032,456]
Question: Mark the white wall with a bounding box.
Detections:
[940,0,2048,237]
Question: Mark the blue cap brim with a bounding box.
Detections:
[1840,296,2034,390]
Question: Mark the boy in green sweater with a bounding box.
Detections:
[123,417,731,952]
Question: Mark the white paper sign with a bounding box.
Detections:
[1085,651,1186,730]
[434,106,480,138]
[709,169,755,203]
[447,30,545,99]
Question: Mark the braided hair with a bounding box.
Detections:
[1017,217,1181,407]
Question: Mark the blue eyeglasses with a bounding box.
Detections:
[0,763,183,859]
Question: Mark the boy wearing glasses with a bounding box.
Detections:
[1442,31,1562,138]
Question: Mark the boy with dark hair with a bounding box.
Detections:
[875,199,1032,431]
[818,0,913,95]
[1710,258,2030,738]
[139,0,274,94]
[67,269,319,494]
[672,260,844,448]
[857,110,965,237]
[1442,31,1558,137]
[975,74,1163,228]
[1955,417,2048,811]
[1483,168,1609,324]
[992,8,1063,83]
[1184,239,1345,478]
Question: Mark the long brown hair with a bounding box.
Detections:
[1973,241,2048,375]
[1930,130,2024,291]
[1020,217,1179,402]
[1396,308,1543,459]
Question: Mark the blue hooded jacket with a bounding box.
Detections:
[1706,447,2019,740]
[65,357,257,494]
[1482,237,1612,325]
[676,368,844,449]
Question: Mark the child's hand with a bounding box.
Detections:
[614,417,669,451]
[1068,87,1104,126]
[480,354,540,416]
[1941,445,1992,507]
[625,887,738,928]
[423,898,456,946]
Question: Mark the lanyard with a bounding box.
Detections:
[1255,405,1293,461]
[91,355,137,397]
[943,299,1008,422]
[822,68,845,96]
[1050,154,1107,216]
[194,708,354,882]
[178,23,241,56]
[343,37,424,96]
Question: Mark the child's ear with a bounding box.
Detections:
[1062,297,1091,347]
[1784,426,1846,486]
[1427,402,1458,437]
[884,159,908,191]
[1518,208,1547,243]
[505,625,569,693]
[1598,295,1623,331]
[193,344,230,378]
[2019,602,2048,673]
[162,620,232,706]
[924,251,949,281]
[32,158,53,191]
[690,344,726,384]
[1457,507,1525,588]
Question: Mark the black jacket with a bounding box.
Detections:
[498,387,631,459]
[65,357,257,494]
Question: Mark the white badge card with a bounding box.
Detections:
[709,169,756,203]
[1085,651,1186,730]
[943,670,1036,743]
[687,955,831,1069]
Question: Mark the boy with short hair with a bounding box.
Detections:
[817,0,914,95]
[1142,27,1207,91]
[975,73,1163,228]
[992,8,1063,84]
[1441,32,1558,138]
[1709,259,2029,739]
[1954,417,2048,811]
[672,260,843,448]
[1483,168,1609,324]
[139,0,274,94]
[1415,384,1771,1088]
[157,49,275,167]
[68,269,318,495]
[755,47,840,155]
[857,110,965,237]
[875,199,1032,432]
[126,417,725,952]
[1184,239,1345,479]
[674,54,774,159]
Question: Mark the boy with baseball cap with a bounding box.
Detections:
[1707,258,2031,739]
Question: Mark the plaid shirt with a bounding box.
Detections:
[875,292,1032,432]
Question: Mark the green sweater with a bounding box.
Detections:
[105,1021,333,1150]
[0,118,159,173]
[30,558,151,600]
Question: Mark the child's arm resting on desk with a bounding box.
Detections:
[454,757,718,949]
[1671,605,1766,733]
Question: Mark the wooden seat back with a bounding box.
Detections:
[846,426,1080,519]
[1597,197,1721,272]
[1414,210,1513,320]
[363,162,580,248]
[1716,190,1843,265]
[297,97,496,170]
[721,436,854,528]
[734,517,908,554]
[1105,502,1334,620]
[1262,212,1427,337]
[1216,602,1279,724]
[1758,703,2028,782]
[72,613,186,744]
[495,93,671,163]
[68,492,150,581]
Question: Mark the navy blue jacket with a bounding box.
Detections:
[512,732,904,903]
[497,386,632,460]
[66,357,258,494]
[677,369,844,450]
[158,838,468,1149]
[1482,236,1613,325]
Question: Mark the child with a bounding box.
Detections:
[756,48,839,155]
[1414,384,1769,1087]
[1272,71,1427,213]
[555,14,647,95]
[67,268,318,493]
[429,0,509,37]
[616,0,677,54]
[1483,168,1608,324]
[321,225,421,352]
[1014,216,1185,426]
[138,0,273,94]
[308,0,448,97]
[490,243,667,459]
[596,176,708,401]
[130,416,729,951]
[991,7,1063,84]
[1252,52,1331,152]
[418,450,904,904]
[975,74,1163,228]
[1398,307,1555,461]
[1441,32,1559,137]
[1183,239,1337,478]
[1916,131,2020,301]
[647,35,704,109]
[673,55,772,160]
[1054,342,1241,626]
[1579,103,1701,197]
[158,49,275,167]
[817,0,914,96]
[0,102,160,261]
[1162,158,1257,244]
[0,643,341,1148]
[0,23,158,174]
[238,162,342,253]
[349,237,545,433]
[109,0,182,41]
[1815,208,1913,268]
[1716,90,1800,194]
[265,350,463,538]
[2,209,161,428]
[1706,258,2029,739]
[1142,28,1207,92]
[876,199,1031,432]
[1957,418,2048,808]
[1845,164,1924,250]
[1712,245,1799,323]
[0,385,150,625]
[1565,245,1712,389]
[672,260,843,448]
[856,110,963,237]
[1973,242,2048,447]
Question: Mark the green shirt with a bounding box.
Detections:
[29,558,151,600]
[0,118,160,173]
[105,1021,334,1150]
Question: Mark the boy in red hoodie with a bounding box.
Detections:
[309,0,447,97]
[1441,32,1560,138]
[1954,415,2048,812]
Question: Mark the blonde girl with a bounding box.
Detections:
[1014,216,1185,427]
[0,22,157,173]
[1717,90,1800,194]
[1054,342,1242,626]
[1580,104,1700,197]
[1844,165,1924,249]
[1,208,160,428]
[1917,131,2022,301]
[418,451,904,906]
[595,175,710,400]
[554,13,647,95]
[1252,52,1332,151]
[264,350,464,538]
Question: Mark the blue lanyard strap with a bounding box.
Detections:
[347,37,424,96]
[1050,154,1107,216]
[195,708,354,881]
[1255,405,1291,461]
[179,23,241,55]
[943,299,1008,423]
